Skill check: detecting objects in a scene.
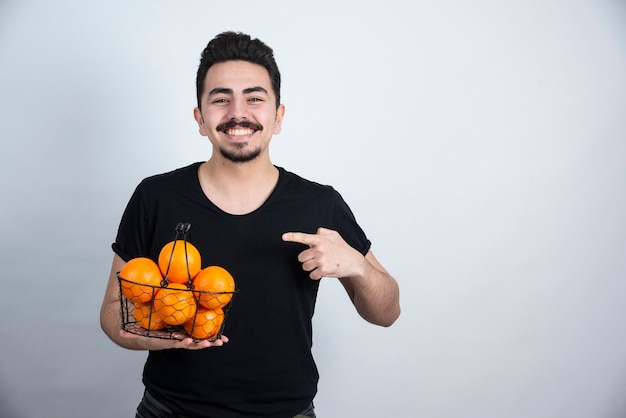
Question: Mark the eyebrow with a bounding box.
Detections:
[208,86,269,96]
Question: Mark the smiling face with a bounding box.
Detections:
[194,60,285,164]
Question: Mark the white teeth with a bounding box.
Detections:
[226,128,253,136]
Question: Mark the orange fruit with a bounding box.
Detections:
[184,307,224,340]
[133,302,166,331]
[119,257,163,303]
[153,283,197,326]
[192,266,235,309]
[158,240,202,284]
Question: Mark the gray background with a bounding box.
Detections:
[1,1,625,417]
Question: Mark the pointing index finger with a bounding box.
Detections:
[282,231,318,246]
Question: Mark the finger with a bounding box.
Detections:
[316,227,336,236]
[301,258,319,273]
[207,336,228,347]
[297,248,316,263]
[119,329,142,339]
[179,336,228,349]
[282,231,319,246]
[309,268,325,281]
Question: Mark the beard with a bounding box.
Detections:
[218,143,262,163]
[215,119,264,163]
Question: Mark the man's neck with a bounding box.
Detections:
[198,157,279,215]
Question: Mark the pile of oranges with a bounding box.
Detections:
[118,239,235,340]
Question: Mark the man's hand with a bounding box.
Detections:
[101,253,232,350]
[282,227,365,280]
[118,330,229,350]
[282,227,401,327]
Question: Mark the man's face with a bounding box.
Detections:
[194,60,285,163]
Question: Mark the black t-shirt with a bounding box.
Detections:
[113,162,370,417]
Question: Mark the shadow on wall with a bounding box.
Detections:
[0,376,23,418]
[605,371,626,418]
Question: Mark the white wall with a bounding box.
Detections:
[1,1,625,417]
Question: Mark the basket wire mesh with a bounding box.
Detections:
[117,222,236,341]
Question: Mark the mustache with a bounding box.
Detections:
[216,119,263,132]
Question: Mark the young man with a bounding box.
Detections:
[100,31,400,418]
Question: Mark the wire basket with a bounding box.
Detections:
[117,223,236,341]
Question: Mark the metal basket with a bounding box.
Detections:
[117,223,236,341]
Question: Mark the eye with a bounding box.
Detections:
[248,97,263,103]
[212,98,229,104]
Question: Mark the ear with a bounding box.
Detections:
[193,107,206,136]
[273,104,286,135]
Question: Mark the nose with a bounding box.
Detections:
[227,97,247,120]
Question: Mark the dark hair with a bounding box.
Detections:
[196,31,281,109]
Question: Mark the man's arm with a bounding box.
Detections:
[99,253,228,350]
[338,250,400,327]
[282,228,400,327]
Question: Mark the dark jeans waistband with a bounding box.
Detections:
[137,390,316,418]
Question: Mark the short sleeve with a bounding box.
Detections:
[329,188,371,256]
[111,182,153,261]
